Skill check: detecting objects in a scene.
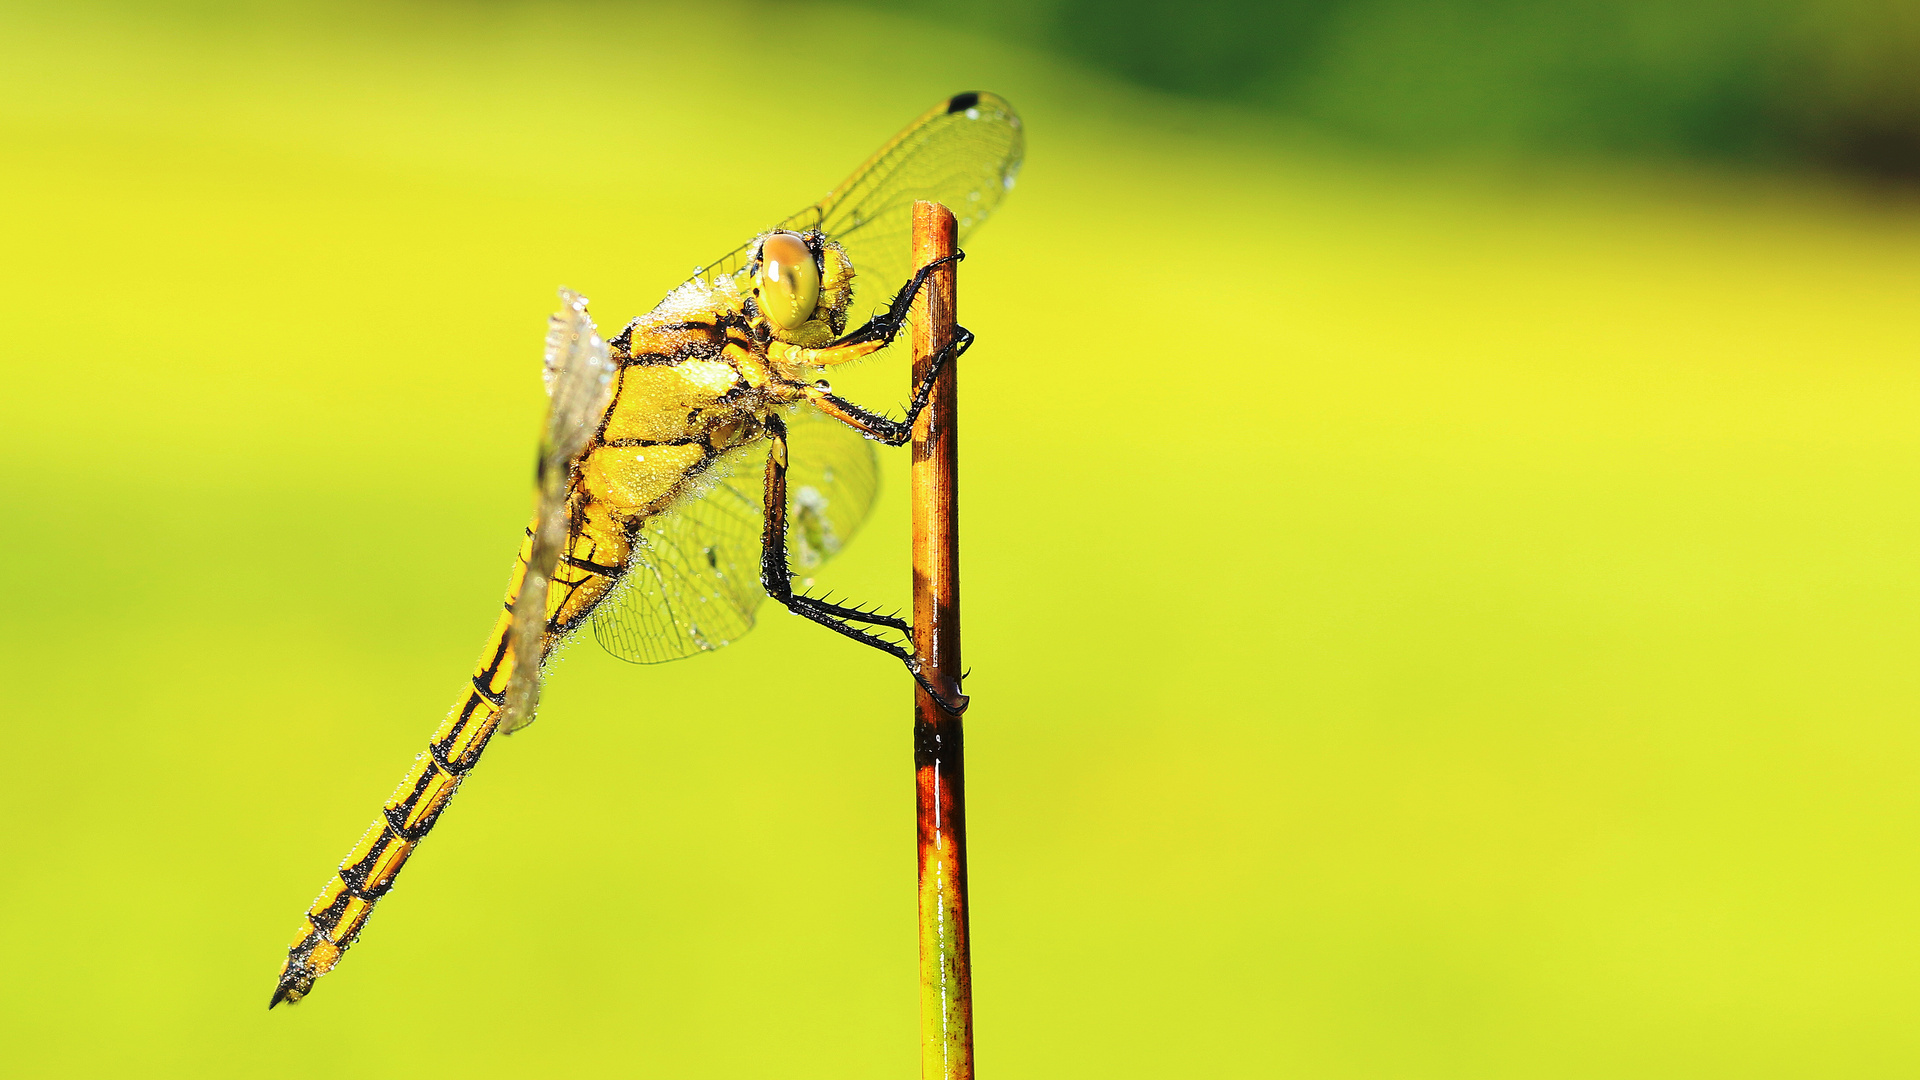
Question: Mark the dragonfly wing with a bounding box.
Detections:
[687,92,1024,326]
[589,441,768,665]
[589,407,881,664]
[816,91,1024,325]
[501,291,617,735]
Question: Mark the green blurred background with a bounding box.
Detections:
[870,0,1920,178]
[2,1,1918,1076]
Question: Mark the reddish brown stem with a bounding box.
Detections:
[911,200,971,1080]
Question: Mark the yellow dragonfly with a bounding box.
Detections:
[270,92,1023,1007]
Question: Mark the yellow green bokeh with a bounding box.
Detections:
[2,2,1918,1077]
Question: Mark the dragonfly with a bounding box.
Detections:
[270,92,1022,1007]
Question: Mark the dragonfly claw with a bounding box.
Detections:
[908,660,969,715]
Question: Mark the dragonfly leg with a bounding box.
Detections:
[830,251,965,348]
[793,594,910,634]
[801,326,973,446]
[759,414,969,712]
[766,252,966,368]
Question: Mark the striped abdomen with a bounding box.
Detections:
[271,505,629,1006]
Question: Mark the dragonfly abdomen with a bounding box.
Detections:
[270,613,513,1006]
[271,512,630,1007]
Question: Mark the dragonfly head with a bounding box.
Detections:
[748,229,853,347]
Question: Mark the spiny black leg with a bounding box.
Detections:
[828,252,965,348]
[794,593,911,633]
[759,414,968,713]
[788,593,912,659]
[809,326,973,446]
[785,596,969,711]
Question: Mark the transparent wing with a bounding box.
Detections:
[687,92,1024,327]
[588,408,881,664]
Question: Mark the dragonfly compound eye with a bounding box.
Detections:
[755,231,821,332]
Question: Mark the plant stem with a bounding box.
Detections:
[910,199,972,1080]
